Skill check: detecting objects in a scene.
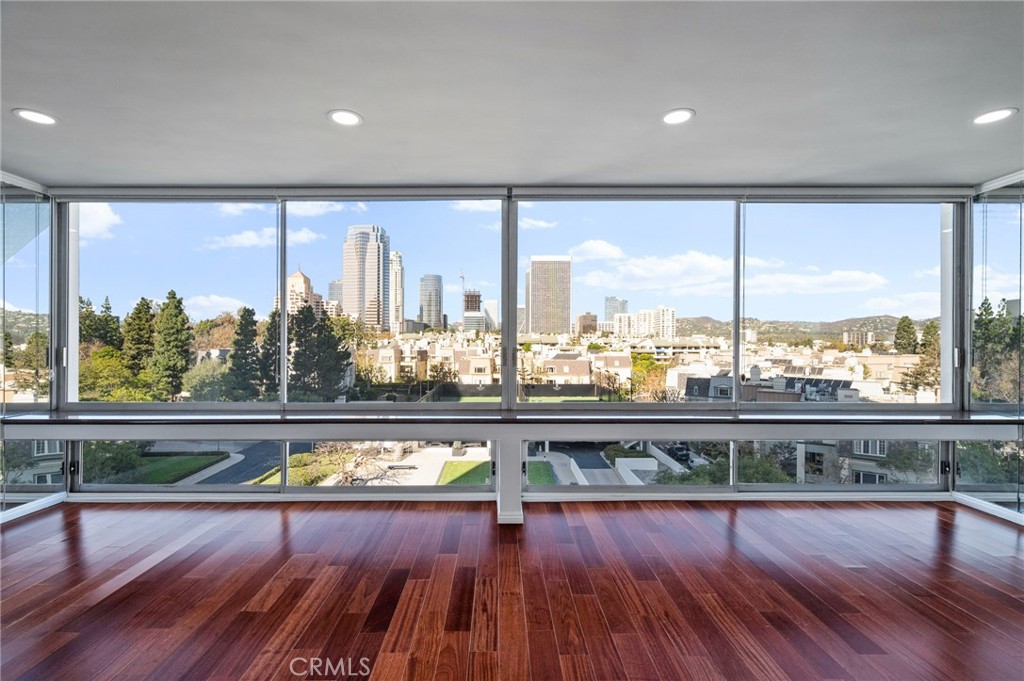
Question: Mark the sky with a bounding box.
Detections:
[3,198,1022,325]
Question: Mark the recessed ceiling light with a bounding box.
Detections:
[12,108,58,125]
[973,108,1018,125]
[663,108,695,125]
[328,109,363,126]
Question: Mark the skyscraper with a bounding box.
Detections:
[389,251,404,334]
[327,279,343,303]
[419,274,443,329]
[342,224,390,331]
[604,296,628,321]
[527,256,571,334]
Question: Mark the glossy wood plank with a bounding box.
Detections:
[2,500,1022,681]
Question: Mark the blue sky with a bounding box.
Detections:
[4,199,1022,324]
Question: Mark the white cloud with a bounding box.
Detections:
[972,265,1022,305]
[288,227,326,245]
[864,291,940,319]
[744,256,785,269]
[568,239,625,262]
[802,265,821,272]
[744,270,887,296]
[201,226,324,250]
[482,221,501,232]
[184,294,248,320]
[79,203,123,240]
[520,217,556,230]
[452,200,501,213]
[288,201,367,217]
[202,227,276,250]
[443,284,463,293]
[217,203,272,217]
[1,299,26,312]
[914,265,941,278]
[519,201,535,208]
[577,251,733,297]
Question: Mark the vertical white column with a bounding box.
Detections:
[66,203,80,402]
[940,204,955,403]
[496,436,524,524]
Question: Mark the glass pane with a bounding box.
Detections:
[283,201,501,404]
[741,203,947,404]
[281,440,493,487]
[971,187,1022,409]
[80,440,270,486]
[3,185,50,408]
[74,202,278,402]
[955,441,1022,513]
[736,439,939,485]
[526,440,732,487]
[517,201,734,404]
[1,440,64,507]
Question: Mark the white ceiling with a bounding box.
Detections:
[2,1,1022,189]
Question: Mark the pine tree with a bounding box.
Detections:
[258,307,281,398]
[79,297,99,344]
[311,311,349,401]
[96,297,123,349]
[122,298,156,374]
[287,304,319,401]
[973,298,997,380]
[893,316,918,354]
[226,306,261,400]
[149,290,193,398]
[900,320,940,394]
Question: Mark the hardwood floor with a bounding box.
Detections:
[2,501,1022,680]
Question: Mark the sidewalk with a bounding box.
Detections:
[175,452,246,485]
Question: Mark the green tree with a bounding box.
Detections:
[96,297,123,349]
[287,305,320,400]
[893,316,919,354]
[79,297,100,344]
[586,342,607,353]
[288,306,351,402]
[3,331,14,366]
[183,360,229,401]
[79,346,155,401]
[122,298,156,374]
[149,290,194,398]
[956,441,1019,484]
[82,441,147,484]
[226,306,261,400]
[879,441,935,483]
[258,308,281,398]
[900,320,940,394]
[738,451,795,483]
[1,441,36,484]
[13,330,49,396]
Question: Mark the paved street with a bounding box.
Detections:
[198,441,311,485]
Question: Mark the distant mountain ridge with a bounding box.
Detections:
[675,314,939,340]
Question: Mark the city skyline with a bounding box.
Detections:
[32,199,1020,328]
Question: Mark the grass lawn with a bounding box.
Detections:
[437,461,491,485]
[527,461,556,485]
[139,454,229,484]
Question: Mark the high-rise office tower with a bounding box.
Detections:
[483,299,500,331]
[527,256,571,334]
[389,251,404,334]
[604,296,628,321]
[419,274,443,329]
[342,224,390,331]
[327,279,343,303]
